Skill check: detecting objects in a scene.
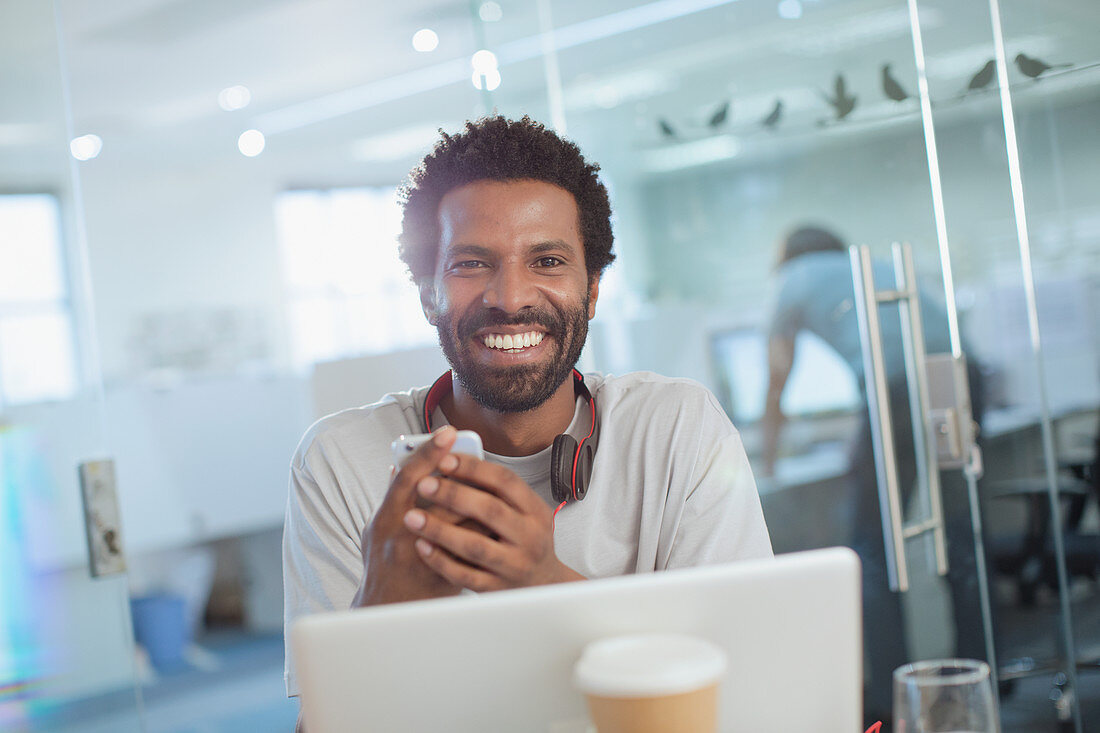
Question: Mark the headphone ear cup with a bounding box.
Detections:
[550,434,577,504]
[573,442,594,500]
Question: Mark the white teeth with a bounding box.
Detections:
[482,331,544,351]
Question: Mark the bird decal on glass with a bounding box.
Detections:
[761,99,783,130]
[708,101,731,128]
[1015,53,1071,79]
[966,60,996,92]
[822,74,857,120]
[881,64,910,102]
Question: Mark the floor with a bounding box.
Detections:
[18,632,299,733]
[994,576,1100,732]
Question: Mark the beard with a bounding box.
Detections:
[436,297,589,414]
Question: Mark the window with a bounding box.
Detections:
[0,194,78,406]
[275,188,437,371]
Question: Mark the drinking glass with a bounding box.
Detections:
[893,659,999,733]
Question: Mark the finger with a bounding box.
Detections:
[436,452,544,515]
[421,503,495,539]
[403,509,520,581]
[417,496,463,524]
[416,475,525,544]
[388,427,457,503]
[414,538,505,593]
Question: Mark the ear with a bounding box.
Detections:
[586,274,600,320]
[419,281,439,326]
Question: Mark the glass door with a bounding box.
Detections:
[0,1,143,731]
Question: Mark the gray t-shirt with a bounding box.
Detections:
[282,371,773,696]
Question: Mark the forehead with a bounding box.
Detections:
[436,179,581,249]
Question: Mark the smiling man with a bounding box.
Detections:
[282,116,772,700]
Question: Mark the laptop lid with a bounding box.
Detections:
[292,547,861,733]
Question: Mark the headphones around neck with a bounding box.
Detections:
[420,369,599,504]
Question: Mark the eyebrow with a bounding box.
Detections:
[529,240,574,255]
[443,240,577,259]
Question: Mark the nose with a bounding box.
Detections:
[481,262,538,314]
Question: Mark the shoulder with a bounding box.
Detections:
[588,371,728,423]
[291,387,425,469]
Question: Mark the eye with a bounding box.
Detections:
[535,256,563,267]
[452,260,486,269]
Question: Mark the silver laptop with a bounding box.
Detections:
[292,547,862,733]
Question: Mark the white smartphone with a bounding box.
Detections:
[391,430,485,470]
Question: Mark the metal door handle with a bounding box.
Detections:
[850,245,910,591]
[850,243,958,591]
[892,243,949,579]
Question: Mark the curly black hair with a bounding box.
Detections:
[398,115,615,285]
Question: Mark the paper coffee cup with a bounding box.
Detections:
[574,633,727,733]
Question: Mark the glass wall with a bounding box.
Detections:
[4,0,1096,730]
[984,0,1100,727]
[1,1,143,731]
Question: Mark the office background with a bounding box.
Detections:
[1,0,1097,730]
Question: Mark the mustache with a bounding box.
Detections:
[457,307,563,340]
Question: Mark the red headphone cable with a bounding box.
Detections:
[552,499,567,529]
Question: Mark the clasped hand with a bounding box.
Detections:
[403,430,582,592]
[354,426,580,607]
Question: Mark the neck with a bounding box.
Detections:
[441,376,577,456]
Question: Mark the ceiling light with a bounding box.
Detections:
[472,68,501,91]
[237,129,265,157]
[479,2,503,22]
[412,28,439,53]
[70,134,102,161]
[778,0,802,19]
[218,85,252,111]
[471,49,498,73]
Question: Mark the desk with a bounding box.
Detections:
[754,444,851,554]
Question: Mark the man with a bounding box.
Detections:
[283,116,772,701]
[760,225,988,727]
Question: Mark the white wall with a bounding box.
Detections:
[78,162,291,383]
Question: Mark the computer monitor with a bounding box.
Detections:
[292,548,862,733]
[710,327,860,424]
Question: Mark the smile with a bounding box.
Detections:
[481,331,545,352]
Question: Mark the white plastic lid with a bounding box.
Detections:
[573,633,728,698]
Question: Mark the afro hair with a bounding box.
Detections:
[398,115,615,285]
